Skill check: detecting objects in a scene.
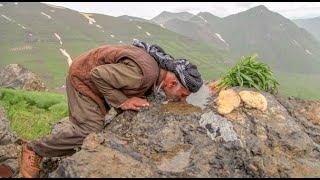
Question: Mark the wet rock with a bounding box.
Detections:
[186,85,211,110]
[239,91,268,111]
[0,64,47,91]
[214,89,241,115]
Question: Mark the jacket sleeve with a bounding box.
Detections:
[90,58,144,108]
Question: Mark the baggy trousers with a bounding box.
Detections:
[28,77,107,157]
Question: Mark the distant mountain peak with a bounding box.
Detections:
[152,11,194,24]
[197,12,211,15]
[248,5,270,13]
[252,5,269,10]
[159,11,193,15]
[229,4,272,18]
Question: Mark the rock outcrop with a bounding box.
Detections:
[0,64,47,91]
[49,88,320,178]
[1,86,320,178]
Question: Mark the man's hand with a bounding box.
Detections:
[120,97,149,111]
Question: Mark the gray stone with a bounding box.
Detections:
[0,64,47,91]
[50,91,320,178]
[1,87,320,178]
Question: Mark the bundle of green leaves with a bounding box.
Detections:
[215,54,279,94]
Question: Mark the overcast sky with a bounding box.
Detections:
[42,2,320,20]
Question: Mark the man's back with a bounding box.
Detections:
[68,45,159,115]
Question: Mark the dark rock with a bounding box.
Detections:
[1,87,320,178]
[50,90,320,177]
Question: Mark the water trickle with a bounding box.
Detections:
[161,102,201,114]
[187,85,211,110]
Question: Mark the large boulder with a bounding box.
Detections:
[0,64,47,91]
[49,88,320,178]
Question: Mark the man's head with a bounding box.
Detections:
[132,39,203,99]
[161,71,191,102]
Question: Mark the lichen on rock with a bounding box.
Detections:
[199,111,239,142]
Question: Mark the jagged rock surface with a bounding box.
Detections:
[49,88,320,178]
[1,86,319,178]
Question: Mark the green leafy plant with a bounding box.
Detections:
[214,54,279,94]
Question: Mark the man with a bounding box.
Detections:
[19,40,203,178]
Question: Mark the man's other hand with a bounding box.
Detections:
[120,97,149,111]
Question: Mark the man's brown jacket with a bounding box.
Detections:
[69,45,159,115]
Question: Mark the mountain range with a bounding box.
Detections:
[0,2,319,101]
[293,16,320,41]
[150,5,320,74]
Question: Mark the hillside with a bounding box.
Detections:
[151,6,320,101]
[214,5,320,74]
[189,12,221,25]
[0,2,235,89]
[118,15,154,23]
[163,18,229,50]
[154,6,320,74]
[294,16,320,41]
[1,2,320,101]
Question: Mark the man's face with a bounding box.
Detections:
[162,78,191,102]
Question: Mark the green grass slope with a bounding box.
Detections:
[0,2,235,89]
[0,88,68,140]
[0,2,319,101]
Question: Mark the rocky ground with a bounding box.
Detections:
[50,87,320,178]
[1,86,320,178]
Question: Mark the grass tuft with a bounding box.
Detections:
[0,88,68,140]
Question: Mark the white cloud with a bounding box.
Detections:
[42,2,320,20]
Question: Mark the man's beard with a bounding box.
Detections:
[160,89,180,102]
[156,88,167,99]
[155,81,179,102]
